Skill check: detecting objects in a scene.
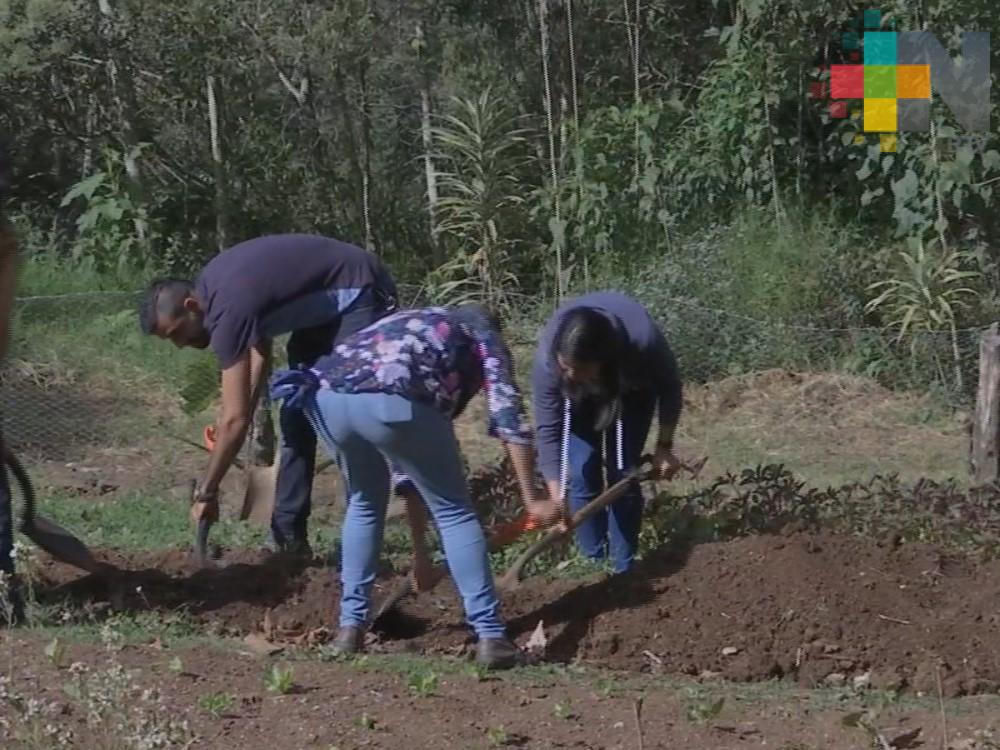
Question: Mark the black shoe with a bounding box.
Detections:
[330,626,364,655]
[476,637,522,670]
[263,535,313,559]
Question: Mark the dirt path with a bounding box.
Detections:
[3,633,1000,749]
[32,529,1000,698]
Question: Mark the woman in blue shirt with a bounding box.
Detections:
[531,291,684,574]
[266,304,559,669]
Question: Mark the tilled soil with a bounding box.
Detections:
[33,530,1000,697]
[9,635,999,750]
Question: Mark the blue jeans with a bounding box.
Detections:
[271,287,394,546]
[566,390,655,573]
[308,390,506,640]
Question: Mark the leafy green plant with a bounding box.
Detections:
[595,677,622,699]
[865,238,982,390]
[553,700,576,720]
[466,661,493,682]
[684,686,725,724]
[44,637,66,669]
[59,144,155,275]
[406,667,439,697]
[197,692,235,718]
[841,710,892,748]
[263,663,295,695]
[429,88,532,315]
[486,725,511,747]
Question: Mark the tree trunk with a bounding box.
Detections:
[96,0,148,244]
[206,75,228,252]
[333,66,367,242]
[971,323,1000,484]
[416,20,441,262]
[82,91,97,180]
[358,59,375,253]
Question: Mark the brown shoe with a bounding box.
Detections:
[476,637,522,670]
[331,626,364,655]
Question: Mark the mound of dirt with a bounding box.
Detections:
[33,530,1000,696]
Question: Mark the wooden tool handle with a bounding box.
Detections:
[497,457,653,591]
[370,510,543,627]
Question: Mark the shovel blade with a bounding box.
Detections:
[24,514,111,576]
[369,578,416,628]
[240,463,278,525]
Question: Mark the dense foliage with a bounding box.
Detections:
[2,0,999,395]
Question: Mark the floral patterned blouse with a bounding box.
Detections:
[269,305,533,445]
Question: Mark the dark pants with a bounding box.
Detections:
[0,446,23,624]
[0,459,11,578]
[271,287,394,546]
[566,390,656,574]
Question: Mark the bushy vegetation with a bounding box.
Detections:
[2,0,998,405]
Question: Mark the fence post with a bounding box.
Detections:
[971,323,1000,485]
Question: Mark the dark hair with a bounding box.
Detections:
[138,277,194,335]
[451,302,503,334]
[552,307,624,417]
[553,307,621,366]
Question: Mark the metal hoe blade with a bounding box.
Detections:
[4,447,112,576]
[24,513,112,576]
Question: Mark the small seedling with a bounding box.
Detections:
[841,711,893,748]
[407,668,439,697]
[684,687,725,724]
[486,725,511,747]
[44,637,66,668]
[357,712,377,730]
[553,700,576,720]
[467,662,493,682]
[318,644,353,663]
[167,656,184,674]
[197,692,235,718]
[595,677,621,698]
[263,663,295,695]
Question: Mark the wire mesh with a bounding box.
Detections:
[0,290,988,503]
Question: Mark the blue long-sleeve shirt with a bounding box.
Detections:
[531,291,683,483]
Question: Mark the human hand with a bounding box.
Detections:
[650,443,683,481]
[190,486,219,524]
[524,493,567,531]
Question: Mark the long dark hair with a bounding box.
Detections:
[553,307,624,429]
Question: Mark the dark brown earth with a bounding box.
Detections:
[32,528,1000,698]
[7,633,999,750]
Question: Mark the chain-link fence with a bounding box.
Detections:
[0,290,987,502]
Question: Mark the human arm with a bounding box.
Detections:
[530,352,566,497]
[466,314,562,523]
[646,325,684,479]
[191,343,268,519]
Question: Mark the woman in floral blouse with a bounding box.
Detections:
[269,304,559,670]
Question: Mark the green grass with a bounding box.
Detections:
[30,488,415,566]
[37,491,265,551]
